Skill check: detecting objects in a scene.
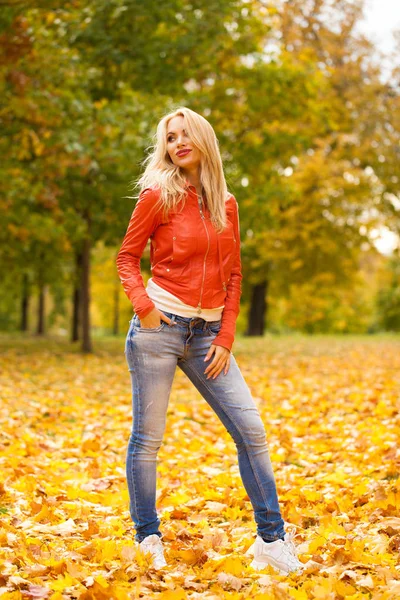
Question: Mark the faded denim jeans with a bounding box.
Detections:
[124,310,286,543]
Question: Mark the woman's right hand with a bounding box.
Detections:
[139,308,175,329]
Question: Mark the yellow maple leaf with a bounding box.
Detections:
[50,573,76,591]
[335,579,357,596]
[167,490,192,506]
[95,539,117,562]
[94,573,109,588]
[289,588,309,599]
[308,535,326,554]
[216,556,245,577]
[158,591,188,600]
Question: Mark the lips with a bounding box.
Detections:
[177,149,192,157]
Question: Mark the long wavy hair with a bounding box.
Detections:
[131,107,229,232]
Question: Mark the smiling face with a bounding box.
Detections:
[166,115,202,173]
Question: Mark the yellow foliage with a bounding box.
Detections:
[95,539,118,562]
[289,588,309,599]
[335,579,357,596]
[0,336,399,597]
[166,490,192,506]
[50,572,77,591]
[94,573,109,588]
[216,556,245,577]
[158,591,188,600]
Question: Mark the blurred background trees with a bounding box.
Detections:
[1,0,399,351]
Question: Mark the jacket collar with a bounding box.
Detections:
[184,180,206,202]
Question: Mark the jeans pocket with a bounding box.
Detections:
[133,314,166,332]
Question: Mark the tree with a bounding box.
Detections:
[237,0,397,333]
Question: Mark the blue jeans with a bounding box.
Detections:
[124,310,286,543]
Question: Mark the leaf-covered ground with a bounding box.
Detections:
[0,333,399,599]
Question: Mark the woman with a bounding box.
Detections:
[116,107,303,575]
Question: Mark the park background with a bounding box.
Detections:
[1,1,400,599]
[1,0,400,350]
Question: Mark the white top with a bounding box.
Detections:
[146,278,224,321]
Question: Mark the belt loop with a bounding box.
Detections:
[169,314,176,327]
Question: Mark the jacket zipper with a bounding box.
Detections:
[197,194,210,314]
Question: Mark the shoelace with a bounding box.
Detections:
[280,541,300,564]
[282,526,304,569]
[257,536,301,572]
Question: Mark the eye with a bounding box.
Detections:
[167,136,174,142]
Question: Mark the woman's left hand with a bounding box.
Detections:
[204,344,231,379]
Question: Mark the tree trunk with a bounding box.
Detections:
[81,218,92,353]
[20,273,30,332]
[37,283,46,335]
[246,280,268,336]
[72,287,80,342]
[72,250,83,342]
[113,276,119,336]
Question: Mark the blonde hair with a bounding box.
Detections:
[131,107,229,232]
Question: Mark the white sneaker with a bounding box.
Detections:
[138,534,167,569]
[247,528,304,575]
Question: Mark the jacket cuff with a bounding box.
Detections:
[212,333,234,352]
[135,300,156,319]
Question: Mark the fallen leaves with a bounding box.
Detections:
[0,335,399,598]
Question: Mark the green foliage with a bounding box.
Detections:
[0,0,398,337]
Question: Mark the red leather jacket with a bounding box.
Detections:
[116,183,242,351]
